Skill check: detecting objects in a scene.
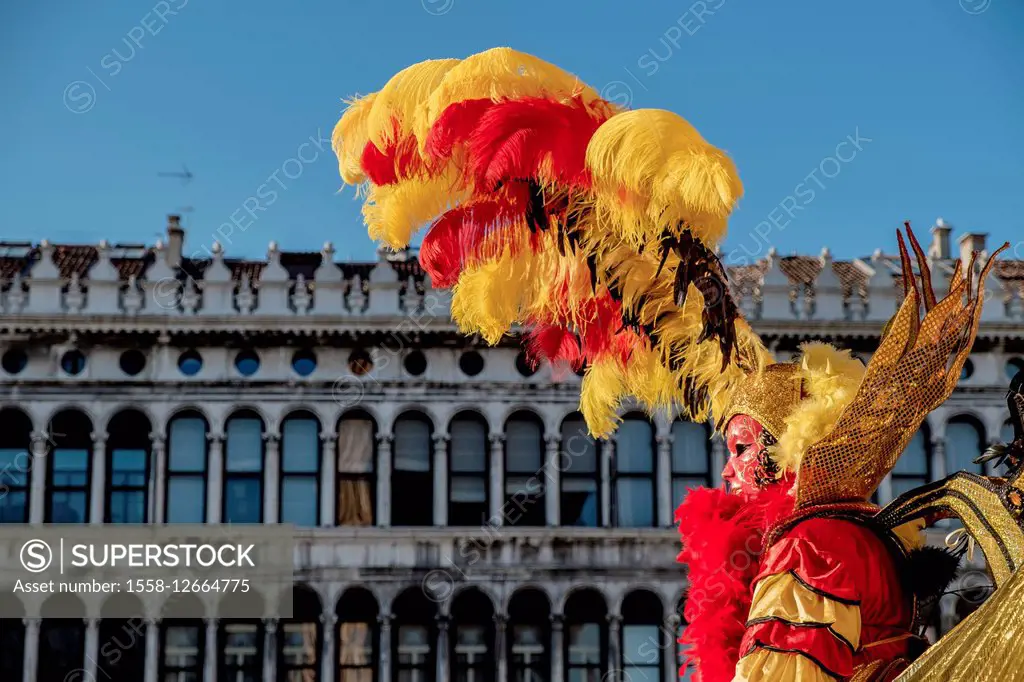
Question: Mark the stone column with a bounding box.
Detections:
[376,433,393,527]
[89,433,107,523]
[932,439,948,481]
[489,434,505,527]
[84,618,100,681]
[143,618,160,682]
[203,618,218,682]
[436,615,451,682]
[550,615,564,682]
[664,614,681,682]
[601,439,614,527]
[710,437,728,488]
[22,618,40,682]
[151,432,167,523]
[544,434,561,527]
[607,614,622,682]
[656,433,673,527]
[263,619,278,682]
[263,434,281,523]
[433,434,450,526]
[319,432,338,527]
[206,434,224,523]
[495,613,508,682]
[378,613,393,682]
[320,613,338,682]
[28,432,49,523]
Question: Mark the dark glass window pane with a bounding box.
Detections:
[0,619,24,680]
[562,479,598,527]
[567,623,601,664]
[39,623,85,682]
[506,419,542,472]
[394,418,430,472]
[616,419,653,473]
[561,420,597,473]
[616,479,654,527]
[226,419,263,472]
[169,418,207,472]
[49,491,87,523]
[450,419,486,472]
[0,449,30,486]
[167,477,205,523]
[109,492,146,524]
[671,422,708,474]
[282,419,319,473]
[281,478,318,527]
[947,421,984,474]
[224,479,262,524]
[894,430,929,475]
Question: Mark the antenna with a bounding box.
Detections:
[157,163,193,185]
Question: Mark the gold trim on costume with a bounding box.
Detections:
[733,647,837,682]
[747,572,862,651]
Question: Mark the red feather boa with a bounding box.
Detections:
[675,485,795,682]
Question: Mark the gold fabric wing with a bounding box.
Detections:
[795,230,1008,508]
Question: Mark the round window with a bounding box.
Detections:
[404,350,427,376]
[960,358,975,381]
[515,351,537,378]
[348,349,373,376]
[1006,357,1024,382]
[459,350,484,377]
[292,349,317,377]
[119,350,146,376]
[178,350,203,376]
[235,350,261,377]
[1,349,28,375]
[60,350,86,376]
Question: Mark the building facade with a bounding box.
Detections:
[0,216,1021,682]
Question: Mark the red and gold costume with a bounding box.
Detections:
[332,48,1021,681]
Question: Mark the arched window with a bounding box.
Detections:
[160,595,205,682]
[504,412,546,527]
[279,585,322,681]
[392,411,434,526]
[393,588,437,682]
[105,410,151,523]
[39,595,86,682]
[0,408,32,523]
[449,412,488,526]
[1002,419,1016,474]
[166,411,209,523]
[280,412,321,527]
[451,589,495,682]
[223,411,265,524]
[670,420,711,505]
[46,410,92,523]
[0,595,25,681]
[336,587,378,682]
[97,595,147,682]
[946,416,986,474]
[218,593,265,682]
[508,589,550,682]
[614,415,656,527]
[560,414,600,527]
[337,411,376,526]
[564,589,606,682]
[892,426,932,498]
[621,591,664,682]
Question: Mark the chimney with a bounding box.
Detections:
[166,215,184,267]
[958,231,988,270]
[929,217,952,259]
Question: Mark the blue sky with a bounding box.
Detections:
[2,0,1022,262]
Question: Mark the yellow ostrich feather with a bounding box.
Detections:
[580,355,629,438]
[365,58,461,150]
[362,168,469,249]
[585,109,743,248]
[414,47,615,148]
[772,342,866,474]
[333,93,378,185]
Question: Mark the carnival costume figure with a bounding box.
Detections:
[331,48,1022,681]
